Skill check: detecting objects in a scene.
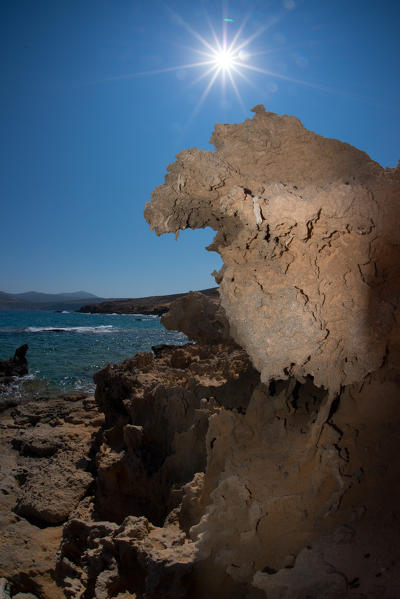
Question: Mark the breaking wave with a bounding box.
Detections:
[24,325,115,334]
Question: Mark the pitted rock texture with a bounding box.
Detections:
[10,109,399,598]
[145,105,400,391]
[56,342,400,598]
[92,343,258,525]
[0,393,103,598]
[57,342,262,598]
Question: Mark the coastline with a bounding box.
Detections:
[0,309,190,406]
[77,286,219,315]
[1,107,400,598]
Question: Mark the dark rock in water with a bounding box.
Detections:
[0,345,28,384]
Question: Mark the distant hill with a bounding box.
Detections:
[10,291,99,303]
[0,288,220,313]
[0,291,36,311]
[78,288,219,315]
[0,290,107,311]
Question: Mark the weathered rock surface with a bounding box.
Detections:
[4,108,400,598]
[124,107,400,597]
[145,105,400,392]
[56,341,261,597]
[0,392,104,598]
[92,342,258,525]
[56,342,400,598]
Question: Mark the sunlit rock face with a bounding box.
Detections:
[54,109,400,599]
[145,105,400,392]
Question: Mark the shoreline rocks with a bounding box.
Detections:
[0,345,28,386]
[1,108,399,597]
[0,392,104,597]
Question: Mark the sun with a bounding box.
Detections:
[97,4,330,121]
[100,7,315,118]
[212,48,236,71]
[162,12,271,115]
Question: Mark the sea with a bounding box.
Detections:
[0,309,187,404]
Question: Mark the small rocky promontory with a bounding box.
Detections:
[0,345,28,386]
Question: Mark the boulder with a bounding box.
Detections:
[0,345,28,383]
[161,290,232,344]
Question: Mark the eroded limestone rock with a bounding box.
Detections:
[56,342,260,597]
[0,393,103,597]
[143,107,400,597]
[56,108,400,598]
[145,106,400,392]
[161,291,231,344]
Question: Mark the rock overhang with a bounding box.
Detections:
[145,106,400,391]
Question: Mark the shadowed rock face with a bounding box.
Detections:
[145,106,400,392]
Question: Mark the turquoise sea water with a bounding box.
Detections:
[0,309,187,401]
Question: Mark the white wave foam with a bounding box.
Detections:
[25,325,115,334]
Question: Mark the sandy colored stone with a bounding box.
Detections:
[145,105,400,392]
[161,290,231,344]
[40,109,400,598]
[0,393,103,597]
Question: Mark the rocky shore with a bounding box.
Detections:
[1,107,399,598]
[0,391,104,598]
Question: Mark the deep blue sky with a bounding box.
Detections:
[1,0,399,297]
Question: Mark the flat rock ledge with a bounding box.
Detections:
[0,392,104,598]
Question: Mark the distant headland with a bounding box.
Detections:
[78,287,219,315]
[0,288,219,314]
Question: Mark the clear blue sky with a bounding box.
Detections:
[1,0,399,298]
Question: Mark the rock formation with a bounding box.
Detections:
[0,345,28,385]
[145,105,399,393]
[0,392,103,598]
[161,290,230,344]
[147,107,400,597]
[2,108,399,598]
